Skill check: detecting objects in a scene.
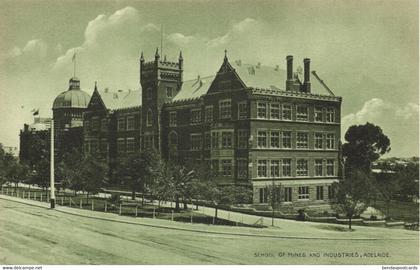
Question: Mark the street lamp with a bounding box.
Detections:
[50,120,55,208]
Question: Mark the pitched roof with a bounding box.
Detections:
[99,89,141,110]
[172,75,215,102]
[230,60,335,96]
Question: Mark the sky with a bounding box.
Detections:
[0,0,418,157]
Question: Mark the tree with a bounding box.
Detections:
[79,154,108,203]
[59,149,85,195]
[373,162,400,217]
[167,165,196,211]
[331,169,375,229]
[115,149,161,201]
[342,122,391,173]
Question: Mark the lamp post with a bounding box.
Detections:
[50,120,56,208]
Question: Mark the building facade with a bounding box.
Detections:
[80,49,342,208]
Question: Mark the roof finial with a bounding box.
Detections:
[155,47,160,59]
[94,81,97,91]
[224,49,227,59]
[140,51,144,62]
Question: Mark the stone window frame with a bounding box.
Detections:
[146,110,153,127]
[296,132,309,149]
[296,159,309,176]
[190,133,202,151]
[316,186,324,200]
[326,133,335,149]
[270,159,280,178]
[169,111,177,127]
[204,131,211,150]
[126,137,135,153]
[117,138,125,153]
[257,102,267,119]
[205,105,214,123]
[237,129,249,149]
[282,104,292,120]
[190,108,202,125]
[101,118,108,132]
[282,131,292,149]
[221,159,233,177]
[91,116,100,131]
[257,159,268,178]
[237,101,248,120]
[326,107,335,123]
[314,132,324,149]
[270,130,280,149]
[326,159,335,176]
[314,159,324,177]
[296,105,309,122]
[284,187,292,202]
[221,131,233,149]
[118,117,126,131]
[282,159,292,177]
[237,158,248,179]
[219,99,232,119]
[298,186,310,200]
[314,106,323,122]
[257,129,268,148]
[270,103,280,120]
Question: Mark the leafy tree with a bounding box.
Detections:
[373,162,400,217]
[78,154,108,203]
[59,149,85,195]
[115,149,161,201]
[167,165,196,211]
[342,122,391,173]
[331,169,375,229]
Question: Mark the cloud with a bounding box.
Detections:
[207,18,259,48]
[396,103,419,120]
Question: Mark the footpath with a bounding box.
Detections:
[1,193,417,241]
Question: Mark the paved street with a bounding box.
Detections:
[0,196,419,264]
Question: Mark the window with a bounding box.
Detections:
[127,116,135,131]
[117,138,125,153]
[326,133,335,149]
[296,105,308,121]
[101,118,108,131]
[221,159,232,176]
[169,132,178,146]
[315,133,323,149]
[191,134,202,150]
[143,135,153,149]
[126,137,135,153]
[328,185,335,199]
[326,159,335,176]
[283,104,292,120]
[270,103,280,119]
[326,107,335,123]
[211,160,219,177]
[91,139,98,153]
[91,117,99,131]
[270,131,280,148]
[191,109,202,124]
[296,159,308,176]
[259,187,268,203]
[118,118,125,131]
[211,131,219,149]
[166,87,174,98]
[257,130,267,148]
[270,160,280,178]
[298,186,309,200]
[315,159,323,176]
[284,187,292,202]
[84,120,90,132]
[100,139,108,153]
[315,107,323,122]
[169,112,177,127]
[205,106,213,122]
[257,160,267,177]
[219,99,231,119]
[238,102,248,119]
[146,110,153,127]
[282,159,292,177]
[204,132,211,150]
[316,186,324,200]
[146,88,152,99]
[257,102,267,118]
[296,132,309,149]
[282,131,292,148]
[221,132,233,149]
[237,159,248,179]
[237,130,248,149]
[219,80,231,90]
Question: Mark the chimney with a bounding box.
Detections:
[303,58,311,92]
[286,55,294,91]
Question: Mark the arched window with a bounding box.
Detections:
[169,131,178,146]
[147,109,153,127]
[146,88,152,99]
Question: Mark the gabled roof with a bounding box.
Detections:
[172,75,215,102]
[99,89,142,110]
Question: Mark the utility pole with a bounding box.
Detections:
[50,120,56,208]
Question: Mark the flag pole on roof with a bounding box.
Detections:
[72,50,76,78]
[160,24,164,59]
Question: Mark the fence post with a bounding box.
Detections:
[190,212,193,224]
[29,191,31,200]
[91,200,94,211]
[119,204,122,215]
[80,199,82,209]
[40,193,43,202]
[61,196,64,205]
[34,192,37,201]
[171,210,174,221]
[22,190,25,199]
[135,206,138,217]
[104,201,107,212]
[212,216,215,225]
[153,208,155,219]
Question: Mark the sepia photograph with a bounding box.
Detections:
[0,0,418,268]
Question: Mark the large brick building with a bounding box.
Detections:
[83,49,342,207]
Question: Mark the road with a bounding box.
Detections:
[0,198,418,264]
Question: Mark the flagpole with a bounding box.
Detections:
[73,53,76,78]
[50,119,55,208]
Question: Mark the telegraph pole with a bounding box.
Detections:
[50,120,55,208]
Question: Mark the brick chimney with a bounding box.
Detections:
[303,58,311,92]
[286,55,294,91]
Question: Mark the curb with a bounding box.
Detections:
[0,195,416,241]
